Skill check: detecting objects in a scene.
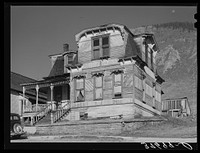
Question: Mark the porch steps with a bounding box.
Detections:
[53,108,71,123]
[35,112,52,125]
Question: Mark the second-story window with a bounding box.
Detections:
[75,78,85,102]
[92,35,110,60]
[113,73,123,98]
[94,75,103,100]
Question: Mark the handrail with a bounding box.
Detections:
[53,101,71,123]
[32,103,52,125]
[24,104,48,113]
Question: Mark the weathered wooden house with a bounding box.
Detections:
[162,97,191,117]
[21,23,164,124]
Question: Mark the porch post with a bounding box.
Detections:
[22,86,26,115]
[50,84,54,107]
[36,85,39,112]
[50,84,54,124]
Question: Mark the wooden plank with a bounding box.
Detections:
[110,34,124,47]
[103,89,113,100]
[123,92,133,98]
[134,64,143,79]
[145,94,153,107]
[78,50,92,64]
[110,45,125,59]
[86,103,135,118]
[135,88,143,101]
[103,75,112,89]
[85,90,93,101]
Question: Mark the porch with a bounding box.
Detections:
[20,73,70,125]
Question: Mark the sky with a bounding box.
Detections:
[11,5,197,80]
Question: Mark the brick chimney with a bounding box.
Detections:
[63,43,69,52]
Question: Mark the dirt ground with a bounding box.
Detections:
[118,115,197,138]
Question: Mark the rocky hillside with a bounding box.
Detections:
[131,22,197,115]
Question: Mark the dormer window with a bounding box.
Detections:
[67,54,74,65]
[92,35,110,60]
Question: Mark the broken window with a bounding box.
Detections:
[94,76,103,100]
[75,78,85,102]
[113,73,122,98]
[92,35,110,60]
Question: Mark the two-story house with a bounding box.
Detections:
[21,23,164,124]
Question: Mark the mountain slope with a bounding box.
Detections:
[131,22,197,115]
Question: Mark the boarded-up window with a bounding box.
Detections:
[75,78,85,102]
[113,73,122,98]
[145,84,152,97]
[94,76,103,100]
[134,65,143,79]
[134,76,142,91]
[155,83,161,92]
[155,91,161,102]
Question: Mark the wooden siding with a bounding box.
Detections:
[134,64,143,79]
[86,103,135,119]
[123,72,133,96]
[110,45,125,59]
[155,100,161,111]
[135,88,143,101]
[70,77,75,102]
[11,93,22,115]
[155,83,161,92]
[145,94,153,107]
[77,31,125,64]
[103,89,113,100]
[78,50,92,64]
[110,34,124,47]
[145,76,153,87]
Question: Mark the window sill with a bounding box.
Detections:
[93,99,103,101]
[75,101,85,103]
[112,97,122,99]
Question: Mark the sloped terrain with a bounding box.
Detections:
[131,22,197,115]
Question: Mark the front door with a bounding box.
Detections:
[54,86,62,108]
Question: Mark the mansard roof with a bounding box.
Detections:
[48,55,64,78]
[75,23,134,42]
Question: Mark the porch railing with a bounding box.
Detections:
[53,100,71,123]
[24,104,48,113]
[32,103,53,125]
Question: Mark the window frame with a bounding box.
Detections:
[67,53,74,65]
[92,34,110,60]
[93,75,103,100]
[112,72,123,99]
[74,77,85,102]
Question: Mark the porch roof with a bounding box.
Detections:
[20,73,70,89]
